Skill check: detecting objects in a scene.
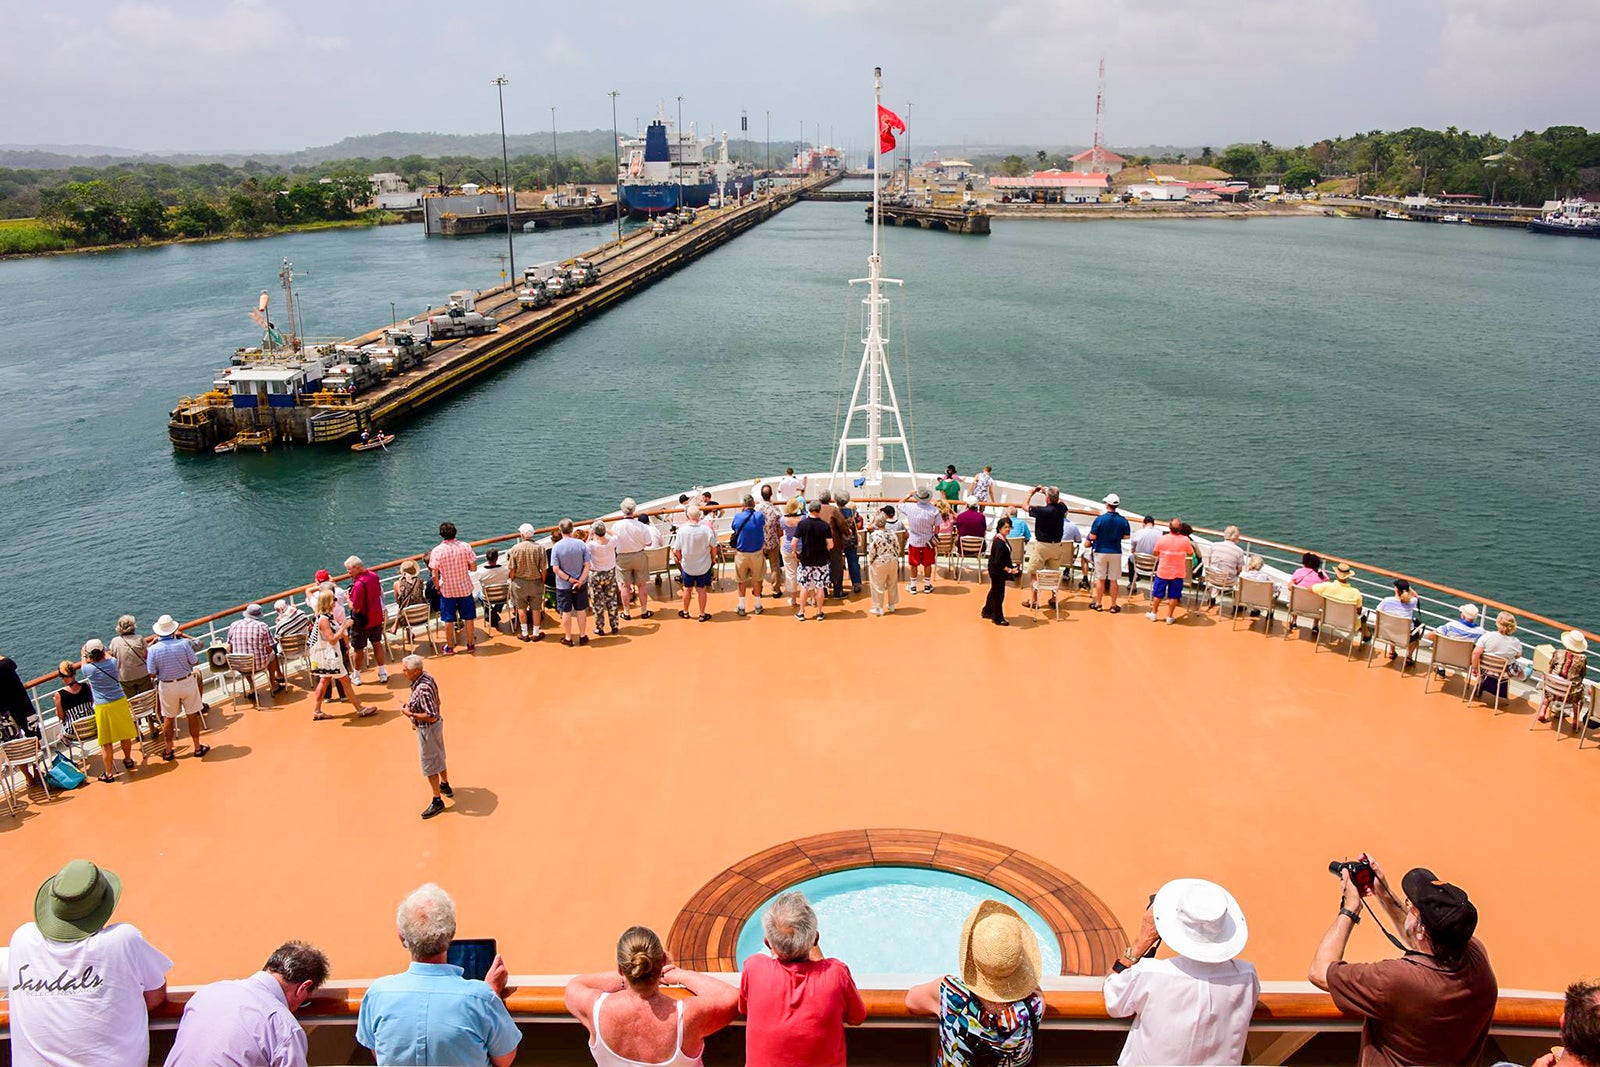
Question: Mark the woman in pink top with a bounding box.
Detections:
[1289,552,1330,589]
[1145,519,1194,625]
[566,926,739,1067]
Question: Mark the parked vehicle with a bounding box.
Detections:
[517,284,551,309]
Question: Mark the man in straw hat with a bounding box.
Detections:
[145,613,210,760]
[1309,856,1497,1067]
[1103,880,1259,1065]
[7,859,172,1067]
[906,900,1046,1067]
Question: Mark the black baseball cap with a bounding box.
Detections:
[1402,868,1478,952]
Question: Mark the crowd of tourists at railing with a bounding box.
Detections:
[1,466,1592,808]
[3,855,1596,1067]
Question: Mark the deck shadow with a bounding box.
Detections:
[446,786,499,817]
[199,744,252,762]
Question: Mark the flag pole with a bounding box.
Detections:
[872,66,882,264]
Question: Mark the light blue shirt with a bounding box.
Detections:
[549,538,591,592]
[356,962,519,1066]
[145,635,199,682]
[1008,516,1031,543]
[77,660,125,705]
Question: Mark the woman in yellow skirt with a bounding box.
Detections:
[77,640,138,783]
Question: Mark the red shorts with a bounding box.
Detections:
[908,544,936,568]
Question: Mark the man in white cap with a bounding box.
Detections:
[7,859,172,1067]
[1103,880,1260,1066]
[145,614,210,760]
[505,523,549,642]
[1087,493,1132,613]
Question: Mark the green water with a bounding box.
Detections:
[1,208,1596,674]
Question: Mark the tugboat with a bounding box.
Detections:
[1528,200,1600,238]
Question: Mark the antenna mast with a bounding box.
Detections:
[831,67,915,492]
[1091,56,1107,173]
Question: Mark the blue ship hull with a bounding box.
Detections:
[620,181,712,216]
[619,174,758,217]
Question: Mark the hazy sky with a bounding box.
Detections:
[2,0,1593,155]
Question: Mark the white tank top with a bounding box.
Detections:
[589,992,702,1067]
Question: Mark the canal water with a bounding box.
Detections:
[1,208,1596,673]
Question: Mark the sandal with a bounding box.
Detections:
[698,614,711,622]
[1109,605,1121,614]
[97,773,117,784]
[640,610,655,619]
[312,711,333,721]
[561,637,574,647]
[355,708,376,718]
[161,749,177,762]
[192,745,211,757]
[677,610,691,619]
[122,758,136,769]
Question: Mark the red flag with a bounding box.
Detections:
[877,104,905,154]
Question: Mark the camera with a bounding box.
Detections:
[1329,856,1376,896]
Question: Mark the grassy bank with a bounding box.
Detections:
[0,211,406,260]
[0,218,70,255]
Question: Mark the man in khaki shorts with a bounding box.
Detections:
[144,614,209,761]
[730,494,768,617]
[505,524,548,643]
[1022,485,1076,612]
[610,498,659,619]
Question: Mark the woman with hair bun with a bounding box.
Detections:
[565,926,739,1067]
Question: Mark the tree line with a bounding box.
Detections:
[982,126,1600,203]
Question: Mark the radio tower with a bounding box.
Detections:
[1090,56,1107,173]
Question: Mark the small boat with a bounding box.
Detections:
[352,432,395,452]
[1383,210,1407,220]
[214,428,274,454]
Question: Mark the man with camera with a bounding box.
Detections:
[1309,856,1497,1067]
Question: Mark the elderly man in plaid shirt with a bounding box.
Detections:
[226,603,285,692]
[428,521,479,654]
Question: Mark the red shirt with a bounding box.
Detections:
[349,570,383,627]
[739,954,866,1067]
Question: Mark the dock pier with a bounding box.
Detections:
[171,173,840,452]
[434,201,620,236]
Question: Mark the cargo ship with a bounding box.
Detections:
[618,118,753,216]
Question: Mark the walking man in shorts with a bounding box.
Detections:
[549,518,593,646]
[730,494,768,617]
[1147,519,1194,625]
[899,488,940,595]
[1023,486,1073,612]
[400,655,452,820]
[506,523,548,642]
[758,484,785,599]
[1087,494,1132,613]
[146,614,209,761]
[427,522,478,655]
[344,556,390,683]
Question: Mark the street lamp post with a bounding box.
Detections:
[609,89,622,244]
[765,110,770,173]
[549,106,559,192]
[676,95,685,208]
[491,76,516,283]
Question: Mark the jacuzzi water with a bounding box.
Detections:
[735,866,1062,976]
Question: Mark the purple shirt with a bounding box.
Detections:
[163,971,306,1067]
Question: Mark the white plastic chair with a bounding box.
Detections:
[955,536,985,583]
[1424,634,1477,698]
[1030,570,1064,621]
[1284,585,1324,639]
[1367,611,1416,674]
[398,601,439,654]
[1469,654,1515,712]
[1317,598,1362,657]
[1233,577,1277,635]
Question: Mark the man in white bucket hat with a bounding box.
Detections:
[1103,879,1260,1065]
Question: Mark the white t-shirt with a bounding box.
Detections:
[1102,955,1259,1067]
[777,475,805,502]
[673,523,717,576]
[7,921,172,1067]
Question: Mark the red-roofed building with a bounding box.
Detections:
[988,169,1111,204]
[1069,148,1127,175]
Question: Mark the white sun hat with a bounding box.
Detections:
[1152,878,1248,964]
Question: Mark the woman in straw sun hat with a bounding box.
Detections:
[906,900,1046,1066]
[1103,879,1259,1066]
[1537,629,1591,728]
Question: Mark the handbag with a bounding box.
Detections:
[47,753,87,790]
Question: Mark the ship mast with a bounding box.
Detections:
[831,66,915,492]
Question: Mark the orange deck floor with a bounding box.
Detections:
[3,578,1594,992]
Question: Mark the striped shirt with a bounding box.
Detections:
[428,539,478,598]
[405,670,441,720]
[226,617,277,662]
[146,635,199,682]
